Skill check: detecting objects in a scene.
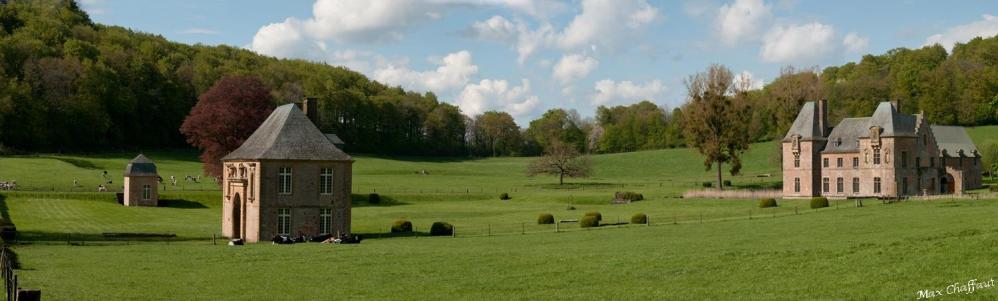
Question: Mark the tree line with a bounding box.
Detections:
[0,1,996,160]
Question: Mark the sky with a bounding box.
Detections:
[78,0,998,125]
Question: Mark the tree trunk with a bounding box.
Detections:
[559,173,564,185]
[717,161,723,191]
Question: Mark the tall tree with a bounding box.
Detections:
[526,141,592,185]
[180,75,274,178]
[681,64,750,190]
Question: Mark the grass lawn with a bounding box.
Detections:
[1,125,997,299]
[11,199,998,300]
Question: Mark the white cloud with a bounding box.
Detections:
[716,0,772,45]
[592,79,665,105]
[925,14,998,51]
[457,79,540,119]
[468,0,660,63]
[842,32,869,53]
[760,22,836,63]
[552,54,599,84]
[733,71,764,91]
[250,18,326,60]
[373,50,479,93]
[179,28,221,35]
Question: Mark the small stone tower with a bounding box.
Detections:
[123,154,159,207]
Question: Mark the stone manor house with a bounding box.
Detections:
[221,99,354,243]
[782,100,982,198]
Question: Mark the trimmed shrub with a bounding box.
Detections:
[758,198,778,208]
[566,205,576,210]
[429,222,453,236]
[584,211,602,221]
[630,213,648,224]
[537,213,555,224]
[702,182,713,188]
[499,193,511,200]
[391,220,413,233]
[810,197,829,209]
[368,193,381,204]
[723,180,732,187]
[580,215,599,228]
[616,191,644,201]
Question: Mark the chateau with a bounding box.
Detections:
[221,101,354,243]
[782,100,982,198]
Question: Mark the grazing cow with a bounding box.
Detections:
[97,185,108,192]
[271,235,295,244]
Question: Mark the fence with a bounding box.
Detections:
[1,246,37,301]
[682,189,782,199]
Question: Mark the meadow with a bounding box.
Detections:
[0,125,997,300]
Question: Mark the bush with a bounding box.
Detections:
[429,222,453,236]
[566,205,576,210]
[702,182,713,188]
[499,192,511,200]
[990,185,998,192]
[758,198,778,208]
[723,180,732,187]
[580,215,600,228]
[810,197,829,209]
[630,213,647,224]
[537,213,555,224]
[584,211,602,221]
[616,191,644,201]
[391,220,412,233]
[368,193,381,204]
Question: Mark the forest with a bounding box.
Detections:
[0,0,996,157]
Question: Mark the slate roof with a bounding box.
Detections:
[784,102,824,141]
[868,102,917,137]
[822,118,869,153]
[124,154,158,177]
[222,104,352,161]
[931,125,978,157]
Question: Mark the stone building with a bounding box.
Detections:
[782,100,982,198]
[221,101,353,243]
[123,154,159,206]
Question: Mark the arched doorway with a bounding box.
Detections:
[232,193,242,239]
[940,176,954,194]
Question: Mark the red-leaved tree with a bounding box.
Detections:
[180,75,274,178]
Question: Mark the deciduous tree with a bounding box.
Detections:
[681,64,750,190]
[180,75,274,178]
[527,141,592,185]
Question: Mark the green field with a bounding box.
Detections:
[1,125,997,300]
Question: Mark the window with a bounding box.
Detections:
[902,177,909,195]
[794,154,800,168]
[319,168,333,195]
[823,158,829,168]
[901,152,908,168]
[837,158,843,168]
[874,177,882,194]
[823,178,830,193]
[277,208,291,236]
[836,178,844,193]
[923,135,927,146]
[873,149,881,165]
[930,157,935,168]
[320,208,332,235]
[853,157,859,169]
[142,184,151,200]
[279,167,293,194]
[794,178,800,193]
[916,157,921,169]
[852,178,860,194]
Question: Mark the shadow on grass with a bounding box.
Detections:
[350,194,409,207]
[354,231,431,239]
[45,156,103,170]
[0,194,10,222]
[731,181,782,190]
[525,182,623,190]
[13,231,210,243]
[353,153,493,163]
[158,199,209,209]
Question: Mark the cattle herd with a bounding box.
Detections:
[0,181,15,191]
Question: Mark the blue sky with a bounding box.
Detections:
[79,0,998,124]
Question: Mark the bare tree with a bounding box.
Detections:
[681,64,750,190]
[527,141,592,185]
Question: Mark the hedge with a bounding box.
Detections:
[537,213,555,225]
[758,198,778,208]
[430,222,453,236]
[810,197,829,209]
[630,213,648,224]
[391,220,413,233]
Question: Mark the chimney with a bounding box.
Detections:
[301,97,318,125]
[817,99,829,137]
[890,100,901,112]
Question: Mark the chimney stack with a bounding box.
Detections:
[890,100,901,112]
[817,99,828,137]
[301,97,318,125]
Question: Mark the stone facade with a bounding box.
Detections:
[783,100,982,199]
[221,101,354,243]
[123,154,158,206]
